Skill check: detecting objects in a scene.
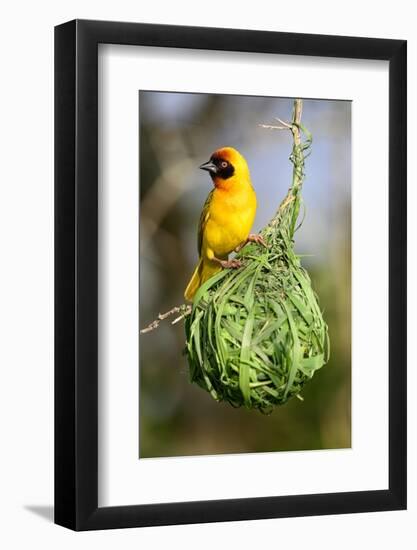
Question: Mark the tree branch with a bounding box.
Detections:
[140,304,191,334]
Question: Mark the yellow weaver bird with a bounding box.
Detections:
[184,147,265,301]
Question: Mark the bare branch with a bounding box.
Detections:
[140,304,191,334]
[258,123,288,130]
[259,99,303,137]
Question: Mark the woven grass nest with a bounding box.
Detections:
[184,100,330,413]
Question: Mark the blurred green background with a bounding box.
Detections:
[139,92,351,458]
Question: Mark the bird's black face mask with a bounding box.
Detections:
[200,157,235,179]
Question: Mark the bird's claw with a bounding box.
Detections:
[247,233,268,248]
[220,258,243,269]
[234,234,268,253]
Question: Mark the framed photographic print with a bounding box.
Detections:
[55,19,407,530]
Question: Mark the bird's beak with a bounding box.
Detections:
[199,160,218,174]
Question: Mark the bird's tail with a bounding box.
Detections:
[184,258,222,302]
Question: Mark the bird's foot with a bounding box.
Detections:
[219,258,243,269]
[235,234,267,252]
[247,233,267,247]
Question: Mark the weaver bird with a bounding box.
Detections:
[184,147,265,301]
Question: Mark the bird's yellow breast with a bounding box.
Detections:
[203,182,256,259]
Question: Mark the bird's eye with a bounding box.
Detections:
[221,161,228,168]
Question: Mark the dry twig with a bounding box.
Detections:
[140,304,192,334]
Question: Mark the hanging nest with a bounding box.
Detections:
[184,99,330,413]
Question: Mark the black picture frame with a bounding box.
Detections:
[55,19,407,531]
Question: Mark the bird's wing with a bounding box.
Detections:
[198,189,213,254]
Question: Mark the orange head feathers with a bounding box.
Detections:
[199,147,251,189]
